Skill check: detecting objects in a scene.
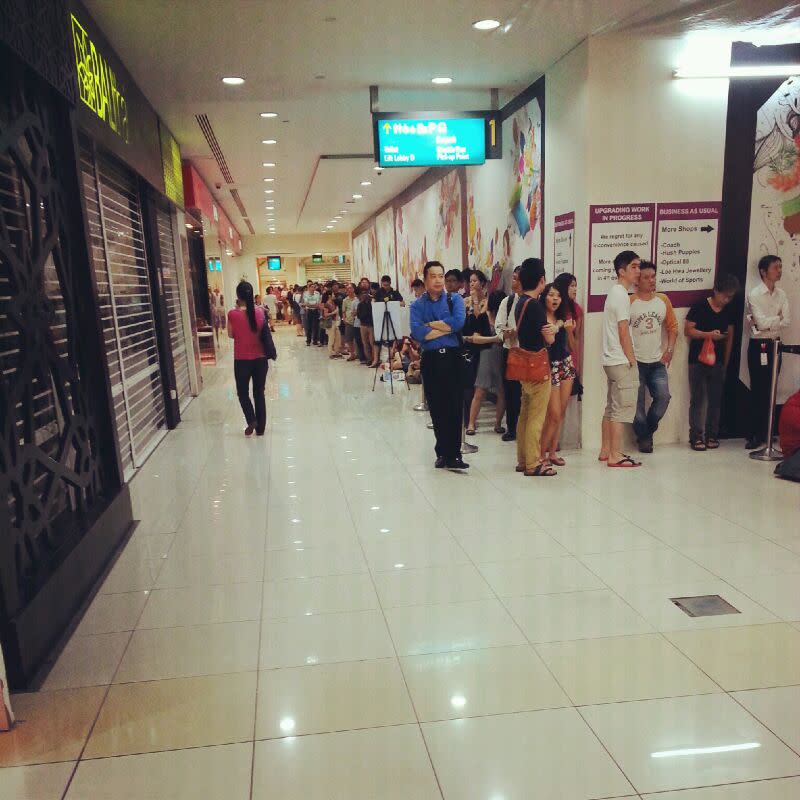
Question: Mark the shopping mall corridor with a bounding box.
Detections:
[1,328,799,799]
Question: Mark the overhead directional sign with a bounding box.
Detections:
[374,113,499,168]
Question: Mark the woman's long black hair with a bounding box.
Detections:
[553,272,577,320]
[236,280,258,332]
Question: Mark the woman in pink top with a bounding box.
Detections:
[228,281,268,436]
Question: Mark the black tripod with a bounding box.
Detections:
[372,301,410,394]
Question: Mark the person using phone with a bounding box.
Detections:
[684,274,739,451]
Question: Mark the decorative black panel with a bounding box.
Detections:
[0,52,105,618]
[0,0,77,104]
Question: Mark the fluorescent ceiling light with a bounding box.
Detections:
[674,64,800,79]
[262,139,277,144]
[360,181,371,186]
[432,76,453,85]
[222,76,245,85]
[263,177,275,182]
[652,743,760,759]
[472,19,500,31]
[352,193,363,199]
[263,162,276,167]
[264,190,274,194]
[260,111,277,118]
[326,225,334,229]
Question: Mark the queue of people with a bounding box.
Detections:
[230,253,789,467]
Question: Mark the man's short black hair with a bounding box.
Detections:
[444,268,461,281]
[613,250,640,274]
[639,260,656,273]
[518,258,546,291]
[460,268,472,283]
[757,254,780,277]
[411,278,424,288]
[714,273,740,294]
[381,274,391,283]
[423,260,444,278]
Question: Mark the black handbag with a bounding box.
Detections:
[260,321,277,360]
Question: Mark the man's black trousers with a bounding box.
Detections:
[421,348,463,460]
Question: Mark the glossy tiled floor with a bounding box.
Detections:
[1,330,799,799]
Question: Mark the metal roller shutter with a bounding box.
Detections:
[305,264,352,283]
[79,137,166,478]
[155,206,191,411]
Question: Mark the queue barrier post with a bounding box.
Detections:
[750,337,784,463]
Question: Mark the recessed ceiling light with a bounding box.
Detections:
[432,76,453,85]
[262,139,277,144]
[326,225,334,229]
[263,177,275,182]
[352,194,362,199]
[263,162,276,167]
[260,112,277,118]
[185,223,193,229]
[472,19,501,30]
[222,76,245,85]
[360,181,371,186]
[264,190,274,194]
[340,209,348,214]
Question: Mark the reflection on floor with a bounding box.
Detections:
[1,328,799,799]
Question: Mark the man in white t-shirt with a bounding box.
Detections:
[629,261,679,453]
[599,250,641,467]
[263,287,278,331]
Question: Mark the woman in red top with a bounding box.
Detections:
[228,281,268,436]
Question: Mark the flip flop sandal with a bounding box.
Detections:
[607,455,641,468]
[466,428,476,436]
[549,456,566,466]
[494,425,506,434]
[705,438,719,449]
[691,439,707,451]
[525,463,557,477]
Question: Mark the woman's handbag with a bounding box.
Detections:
[320,315,333,330]
[505,298,550,383]
[698,336,716,366]
[260,321,278,360]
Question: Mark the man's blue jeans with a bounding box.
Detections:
[633,361,671,442]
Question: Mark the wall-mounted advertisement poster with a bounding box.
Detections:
[654,202,720,305]
[466,95,543,291]
[588,203,655,310]
[740,76,800,402]
[553,212,575,278]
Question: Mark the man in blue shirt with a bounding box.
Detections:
[410,261,468,469]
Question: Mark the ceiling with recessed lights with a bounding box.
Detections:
[83,0,800,238]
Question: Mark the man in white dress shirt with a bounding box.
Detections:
[494,265,522,441]
[746,255,791,449]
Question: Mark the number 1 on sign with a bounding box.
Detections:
[489,118,496,147]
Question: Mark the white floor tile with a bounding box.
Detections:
[0,762,75,799]
[155,552,265,588]
[373,563,494,608]
[361,535,469,572]
[263,543,367,580]
[114,621,259,683]
[401,644,570,721]
[255,658,415,739]
[260,609,394,669]
[252,725,441,800]
[733,686,800,754]
[641,777,800,799]
[504,590,653,643]
[42,632,130,690]
[384,599,526,656]
[455,530,567,562]
[66,743,252,800]
[262,573,379,618]
[478,555,607,597]
[422,708,635,799]
[74,591,149,636]
[581,693,800,794]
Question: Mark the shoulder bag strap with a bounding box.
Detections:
[515,297,532,333]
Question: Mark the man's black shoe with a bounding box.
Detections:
[501,432,516,442]
[745,438,765,450]
[638,437,653,454]
[435,456,446,468]
[445,458,469,470]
